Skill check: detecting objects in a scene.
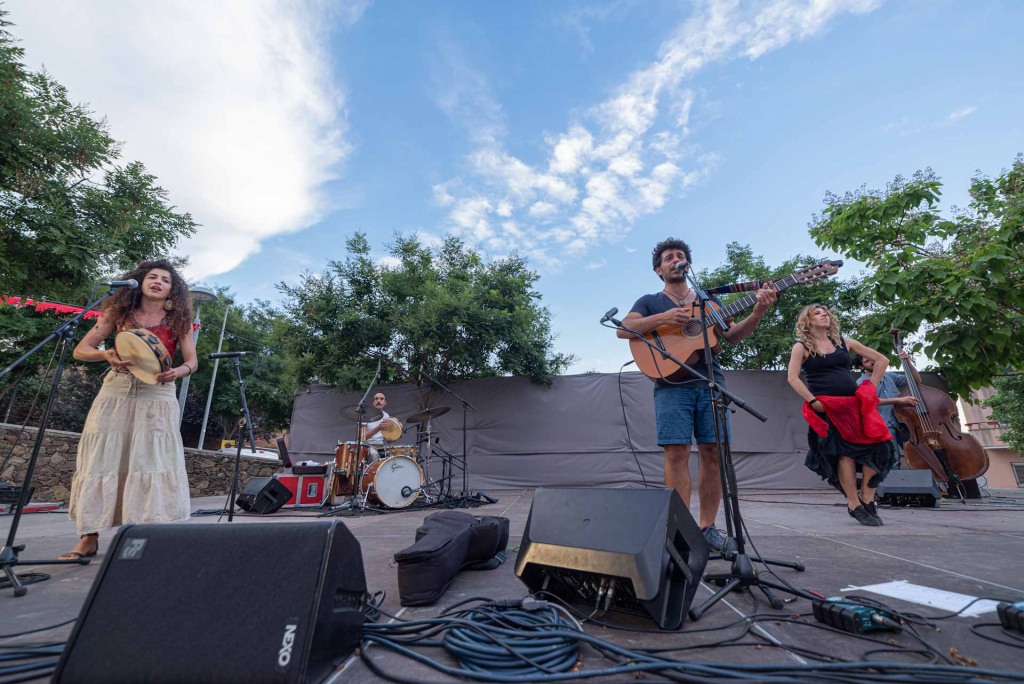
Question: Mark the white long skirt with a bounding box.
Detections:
[69,371,191,534]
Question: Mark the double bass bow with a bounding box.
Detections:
[890,329,989,500]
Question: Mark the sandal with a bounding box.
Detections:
[58,550,97,561]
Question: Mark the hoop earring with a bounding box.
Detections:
[163,299,174,311]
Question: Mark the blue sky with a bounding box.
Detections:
[10,0,1024,372]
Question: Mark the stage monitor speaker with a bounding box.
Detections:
[877,470,942,507]
[54,521,367,684]
[515,487,708,630]
[237,475,292,514]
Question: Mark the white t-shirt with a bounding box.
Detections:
[365,410,390,446]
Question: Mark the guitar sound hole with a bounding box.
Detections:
[683,320,704,337]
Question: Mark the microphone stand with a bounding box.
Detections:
[680,266,809,619]
[226,354,259,522]
[346,359,381,511]
[0,286,120,597]
[421,371,477,506]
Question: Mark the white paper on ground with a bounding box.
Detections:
[840,580,999,617]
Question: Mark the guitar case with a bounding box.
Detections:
[394,511,510,606]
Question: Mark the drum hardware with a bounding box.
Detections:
[339,404,383,423]
[406,406,451,424]
[418,371,477,506]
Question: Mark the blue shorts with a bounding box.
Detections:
[653,384,731,446]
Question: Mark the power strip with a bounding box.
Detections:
[812,597,902,634]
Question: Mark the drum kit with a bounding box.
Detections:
[333,404,454,511]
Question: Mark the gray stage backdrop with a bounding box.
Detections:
[289,370,946,490]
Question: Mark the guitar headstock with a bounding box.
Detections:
[791,259,843,284]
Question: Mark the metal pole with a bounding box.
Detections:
[177,300,203,426]
[197,301,231,449]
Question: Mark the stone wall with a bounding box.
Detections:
[1,422,282,504]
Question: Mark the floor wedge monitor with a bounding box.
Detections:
[515,487,708,629]
[54,521,366,684]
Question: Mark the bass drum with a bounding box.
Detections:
[360,455,423,509]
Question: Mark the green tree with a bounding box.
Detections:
[697,243,868,370]
[809,156,1024,397]
[0,10,196,403]
[984,375,1024,453]
[179,293,297,448]
[279,232,573,393]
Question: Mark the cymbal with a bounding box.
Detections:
[339,404,383,423]
[406,406,451,424]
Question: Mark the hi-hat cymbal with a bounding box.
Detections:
[406,406,451,424]
[339,404,383,423]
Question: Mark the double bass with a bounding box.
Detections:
[891,329,988,499]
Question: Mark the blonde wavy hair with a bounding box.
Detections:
[796,304,841,357]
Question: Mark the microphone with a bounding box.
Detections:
[100,279,139,288]
[600,307,619,324]
[672,261,689,273]
[207,351,258,359]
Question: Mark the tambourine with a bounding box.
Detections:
[378,417,403,441]
[359,417,404,442]
[113,328,173,385]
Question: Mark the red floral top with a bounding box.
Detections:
[121,316,178,360]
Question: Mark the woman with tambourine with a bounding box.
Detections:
[59,259,198,560]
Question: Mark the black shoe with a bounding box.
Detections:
[848,505,881,526]
[860,497,883,525]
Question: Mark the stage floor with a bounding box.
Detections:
[3,488,1024,682]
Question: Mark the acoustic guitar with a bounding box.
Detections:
[629,260,842,382]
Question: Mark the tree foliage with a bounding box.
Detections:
[697,243,867,370]
[983,375,1024,454]
[0,10,196,402]
[178,293,296,448]
[809,156,1024,397]
[280,233,573,393]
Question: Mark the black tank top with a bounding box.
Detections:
[801,337,858,397]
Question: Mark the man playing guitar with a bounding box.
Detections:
[617,238,777,551]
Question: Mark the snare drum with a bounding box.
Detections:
[384,444,419,460]
[360,455,423,508]
[334,441,369,496]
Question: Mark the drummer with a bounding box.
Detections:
[364,392,397,456]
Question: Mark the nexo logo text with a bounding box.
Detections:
[278,623,297,667]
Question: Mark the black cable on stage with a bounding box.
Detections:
[617,360,649,488]
[970,622,1024,649]
[0,618,76,641]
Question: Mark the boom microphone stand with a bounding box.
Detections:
[421,371,477,506]
[680,264,808,619]
[216,351,259,523]
[0,285,122,596]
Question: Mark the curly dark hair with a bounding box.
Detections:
[851,353,866,369]
[651,238,692,280]
[102,259,193,339]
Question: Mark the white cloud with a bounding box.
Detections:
[376,255,402,270]
[948,105,977,123]
[433,0,883,269]
[586,259,608,270]
[7,0,358,280]
[430,33,505,146]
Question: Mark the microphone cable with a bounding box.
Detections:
[616,361,649,488]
